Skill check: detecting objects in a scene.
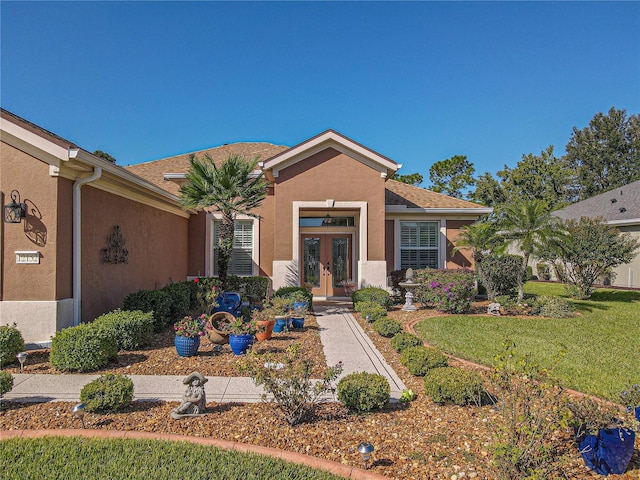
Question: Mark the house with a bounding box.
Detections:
[552,180,640,288]
[1,109,490,346]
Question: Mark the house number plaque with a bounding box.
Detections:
[15,251,40,264]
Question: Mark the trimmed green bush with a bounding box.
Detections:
[372,317,403,337]
[337,372,390,412]
[477,254,522,300]
[354,301,387,322]
[163,282,193,320]
[93,310,154,351]
[123,288,172,332]
[415,269,475,314]
[80,373,134,412]
[400,346,448,376]
[228,275,269,303]
[351,287,391,309]
[390,332,422,352]
[274,286,313,310]
[423,366,484,405]
[0,370,13,396]
[0,324,25,367]
[532,295,574,318]
[50,324,118,372]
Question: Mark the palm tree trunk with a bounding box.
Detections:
[217,214,234,289]
[518,253,529,301]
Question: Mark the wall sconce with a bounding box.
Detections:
[3,190,27,224]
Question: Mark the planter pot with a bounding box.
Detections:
[255,319,275,342]
[206,311,234,345]
[273,316,288,333]
[291,316,305,329]
[175,335,200,357]
[229,334,254,356]
[292,301,308,311]
[578,427,636,475]
[635,406,640,424]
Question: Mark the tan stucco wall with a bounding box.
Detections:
[446,220,475,269]
[610,225,639,288]
[273,148,386,261]
[1,142,60,301]
[188,211,207,277]
[81,186,189,321]
[385,219,395,273]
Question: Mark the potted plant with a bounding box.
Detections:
[286,290,309,311]
[340,279,356,296]
[222,319,258,356]
[251,308,275,342]
[620,384,640,424]
[568,397,637,475]
[205,311,233,345]
[268,297,291,333]
[173,315,206,357]
[290,305,307,329]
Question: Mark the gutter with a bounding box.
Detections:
[70,148,102,326]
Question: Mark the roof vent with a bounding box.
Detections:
[611,198,617,203]
[619,207,627,213]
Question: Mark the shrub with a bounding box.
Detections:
[536,263,551,281]
[478,255,522,300]
[390,332,422,352]
[389,269,408,300]
[354,301,387,322]
[50,324,118,372]
[532,296,574,318]
[228,275,269,304]
[423,367,484,406]
[162,282,193,320]
[415,269,475,313]
[93,309,154,351]
[351,287,391,309]
[80,373,134,412]
[372,317,402,337]
[0,370,13,396]
[0,324,25,367]
[239,343,342,426]
[273,286,313,310]
[400,346,448,376]
[337,372,390,412]
[123,288,172,332]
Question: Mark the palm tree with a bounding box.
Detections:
[180,153,269,288]
[498,199,564,300]
[452,219,504,288]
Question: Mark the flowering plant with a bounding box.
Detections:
[417,269,475,314]
[193,278,220,314]
[620,384,640,406]
[221,319,260,336]
[174,315,207,338]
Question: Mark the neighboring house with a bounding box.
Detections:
[552,181,640,289]
[1,110,491,346]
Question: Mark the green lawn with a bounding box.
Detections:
[1,437,345,480]
[413,282,640,401]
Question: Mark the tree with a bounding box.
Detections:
[471,172,507,207]
[392,172,423,187]
[429,155,475,198]
[548,217,639,299]
[179,153,269,287]
[498,199,564,300]
[565,107,640,200]
[93,150,116,163]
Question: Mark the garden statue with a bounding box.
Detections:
[171,372,208,419]
[399,268,420,311]
[488,303,501,316]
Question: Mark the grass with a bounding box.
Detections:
[0,436,345,480]
[413,282,640,401]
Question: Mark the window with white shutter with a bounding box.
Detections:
[213,221,253,276]
[400,221,439,269]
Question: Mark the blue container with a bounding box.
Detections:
[214,292,243,317]
[291,316,305,329]
[175,335,200,357]
[229,334,254,356]
[292,301,308,311]
[578,428,636,475]
[273,317,288,333]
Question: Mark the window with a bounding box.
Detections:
[400,221,439,269]
[213,220,253,276]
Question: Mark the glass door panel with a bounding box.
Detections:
[332,237,349,287]
[303,237,321,288]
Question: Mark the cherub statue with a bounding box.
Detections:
[171,372,208,419]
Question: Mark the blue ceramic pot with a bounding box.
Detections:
[175,335,200,357]
[273,316,288,333]
[635,406,640,424]
[229,334,254,356]
[578,428,636,475]
[291,316,305,329]
[293,301,308,311]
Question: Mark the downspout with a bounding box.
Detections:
[71,152,102,326]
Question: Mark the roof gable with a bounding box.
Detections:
[385,179,491,212]
[261,129,401,178]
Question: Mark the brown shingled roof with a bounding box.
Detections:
[124,142,288,196]
[385,179,486,209]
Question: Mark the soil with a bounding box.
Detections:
[1,306,638,480]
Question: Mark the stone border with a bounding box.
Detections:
[2,429,391,480]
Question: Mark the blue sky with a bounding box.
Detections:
[2,1,638,182]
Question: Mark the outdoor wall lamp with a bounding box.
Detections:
[3,190,27,224]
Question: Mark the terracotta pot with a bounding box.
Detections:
[255,319,275,342]
[206,311,233,344]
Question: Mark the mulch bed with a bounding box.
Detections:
[2,305,639,480]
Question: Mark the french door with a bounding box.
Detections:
[301,234,351,297]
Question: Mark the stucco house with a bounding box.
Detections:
[552,180,640,288]
[1,109,490,346]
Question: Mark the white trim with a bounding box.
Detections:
[386,205,493,215]
[1,118,69,162]
[395,218,442,270]
[608,218,640,227]
[440,219,447,269]
[207,213,260,277]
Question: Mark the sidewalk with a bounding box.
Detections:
[3,302,406,404]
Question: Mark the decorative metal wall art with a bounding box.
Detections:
[101,225,129,264]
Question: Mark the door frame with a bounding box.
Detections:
[300,232,355,297]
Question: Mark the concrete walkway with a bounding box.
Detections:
[4,302,405,404]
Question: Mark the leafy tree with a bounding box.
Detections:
[498,199,564,300]
[179,154,269,287]
[452,219,504,288]
[547,217,639,299]
[393,172,423,187]
[471,172,507,207]
[565,107,640,200]
[94,150,116,163]
[428,155,475,198]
